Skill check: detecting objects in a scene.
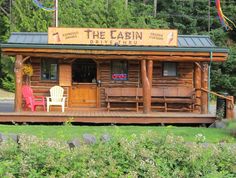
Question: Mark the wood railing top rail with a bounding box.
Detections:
[199,88,234,101]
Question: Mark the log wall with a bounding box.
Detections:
[99,60,140,107]
[99,61,194,108]
[27,58,69,108]
[152,62,193,87]
[28,58,196,111]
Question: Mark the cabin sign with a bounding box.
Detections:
[48,27,178,46]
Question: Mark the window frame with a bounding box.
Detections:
[41,58,59,81]
[162,62,178,77]
[111,60,128,81]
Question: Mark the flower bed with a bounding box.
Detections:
[0,133,235,177]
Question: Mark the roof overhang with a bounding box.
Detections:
[1,43,228,62]
[0,32,229,62]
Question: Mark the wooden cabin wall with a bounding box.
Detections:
[99,60,140,107]
[27,58,195,111]
[152,62,194,87]
[26,57,69,109]
[99,61,194,108]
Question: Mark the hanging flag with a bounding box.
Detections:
[33,0,56,11]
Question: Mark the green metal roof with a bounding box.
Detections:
[0,32,229,53]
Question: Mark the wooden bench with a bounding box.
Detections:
[152,87,196,112]
[105,88,141,112]
[150,88,166,110]
[138,87,195,112]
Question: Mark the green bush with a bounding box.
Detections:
[1,74,15,92]
[0,133,235,177]
[226,120,236,137]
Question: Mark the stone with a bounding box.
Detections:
[67,138,80,149]
[0,133,8,143]
[0,133,19,144]
[200,143,211,148]
[215,120,227,129]
[83,134,96,145]
[208,122,216,128]
[8,133,19,144]
[209,120,228,129]
[100,134,111,143]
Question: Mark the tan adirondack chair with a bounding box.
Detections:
[46,86,66,112]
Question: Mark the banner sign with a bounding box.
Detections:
[48,27,178,47]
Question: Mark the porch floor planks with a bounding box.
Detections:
[0,111,216,124]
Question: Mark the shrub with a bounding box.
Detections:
[0,133,235,177]
[226,120,236,137]
[1,74,15,92]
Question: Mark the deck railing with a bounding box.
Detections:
[201,88,234,119]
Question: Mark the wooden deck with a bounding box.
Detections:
[0,111,216,124]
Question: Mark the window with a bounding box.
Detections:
[162,62,177,77]
[111,61,128,81]
[41,59,58,80]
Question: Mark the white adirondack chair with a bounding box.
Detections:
[46,86,66,112]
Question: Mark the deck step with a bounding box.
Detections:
[0,111,216,124]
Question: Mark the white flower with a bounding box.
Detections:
[195,133,206,143]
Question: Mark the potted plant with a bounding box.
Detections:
[22,64,33,85]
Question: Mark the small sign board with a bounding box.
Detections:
[48,27,178,47]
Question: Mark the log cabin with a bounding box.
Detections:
[0,28,234,124]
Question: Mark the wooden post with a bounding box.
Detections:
[141,60,151,113]
[147,60,153,88]
[147,60,153,112]
[194,63,201,112]
[96,61,101,108]
[201,62,208,114]
[14,55,23,112]
[226,96,234,119]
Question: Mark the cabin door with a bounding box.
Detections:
[69,59,98,108]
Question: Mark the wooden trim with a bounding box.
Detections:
[147,60,153,87]
[14,55,23,112]
[2,48,228,57]
[3,52,227,62]
[194,62,202,71]
[201,62,208,114]
[194,63,202,112]
[200,88,233,101]
[96,62,101,108]
[0,112,216,124]
[226,96,234,119]
[22,56,30,62]
[200,88,234,119]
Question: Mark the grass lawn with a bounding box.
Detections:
[0,125,235,143]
